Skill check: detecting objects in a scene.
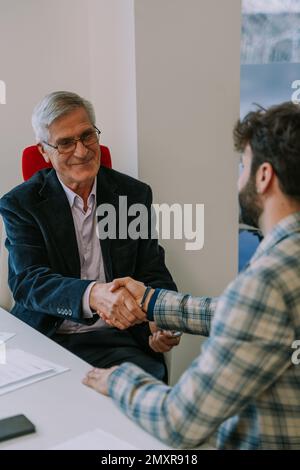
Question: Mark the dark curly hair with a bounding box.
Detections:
[234,101,300,201]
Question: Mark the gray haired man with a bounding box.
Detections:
[0,91,178,381]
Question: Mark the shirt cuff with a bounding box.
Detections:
[147,288,161,321]
[82,281,97,318]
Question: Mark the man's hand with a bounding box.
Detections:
[82,366,118,396]
[89,282,146,330]
[149,322,181,353]
[111,277,154,311]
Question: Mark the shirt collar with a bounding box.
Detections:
[250,211,300,265]
[57,176,97,209]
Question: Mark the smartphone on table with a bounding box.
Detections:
[0,414,36,442]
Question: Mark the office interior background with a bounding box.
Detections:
[0,0,299,384]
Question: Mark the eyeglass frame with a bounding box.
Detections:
[42,125,101,154]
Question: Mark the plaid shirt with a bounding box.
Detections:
[108,212,300,449]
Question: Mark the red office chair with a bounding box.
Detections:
[22,144,112,181]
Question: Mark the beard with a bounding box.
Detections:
[238,174,262,229]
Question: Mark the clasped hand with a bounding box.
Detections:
[89,277,147,330]
[89,277,181,353]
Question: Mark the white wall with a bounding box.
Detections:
[88,0,138,177]
[135,0,241,383]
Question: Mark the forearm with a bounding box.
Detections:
[10,267,92,321]
[150,290,218,336]
[107,361,214,449]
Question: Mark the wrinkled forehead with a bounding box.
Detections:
[48,107,93,140]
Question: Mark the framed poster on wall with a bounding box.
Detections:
[239,0,300,271]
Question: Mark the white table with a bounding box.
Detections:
[0,307,172,450]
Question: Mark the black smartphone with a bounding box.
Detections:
[0,414,36,443]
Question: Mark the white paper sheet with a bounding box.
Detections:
[51,427,137,450]
[0,349,68,395]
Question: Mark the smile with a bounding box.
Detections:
[70,159,93,166]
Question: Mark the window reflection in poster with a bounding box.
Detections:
[239,0,300,271]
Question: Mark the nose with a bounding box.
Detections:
[73,139,88,158]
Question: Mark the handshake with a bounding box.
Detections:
[89,277,181,353]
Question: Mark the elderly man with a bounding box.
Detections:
[0,91,178,381]
[84,102,300,449]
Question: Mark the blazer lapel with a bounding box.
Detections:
[97,169,119,282]
[36,170,81,276]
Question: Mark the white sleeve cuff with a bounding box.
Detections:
[82,282,97,318]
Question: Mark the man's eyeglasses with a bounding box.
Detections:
[43,126,101,155]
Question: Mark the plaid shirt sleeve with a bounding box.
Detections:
[107,270,295,449]
[151,290,218,336]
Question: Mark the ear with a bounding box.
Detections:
[37,143,50,163]
[256,162,274,194]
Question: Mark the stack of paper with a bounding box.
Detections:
[0,332,15,365]
[0,349,68,395]
[0,332,16,343]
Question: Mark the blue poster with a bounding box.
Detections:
[239,0,300,271]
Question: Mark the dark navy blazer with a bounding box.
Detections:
[0,167,176,344]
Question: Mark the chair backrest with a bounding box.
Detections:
[22,144,112,181]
